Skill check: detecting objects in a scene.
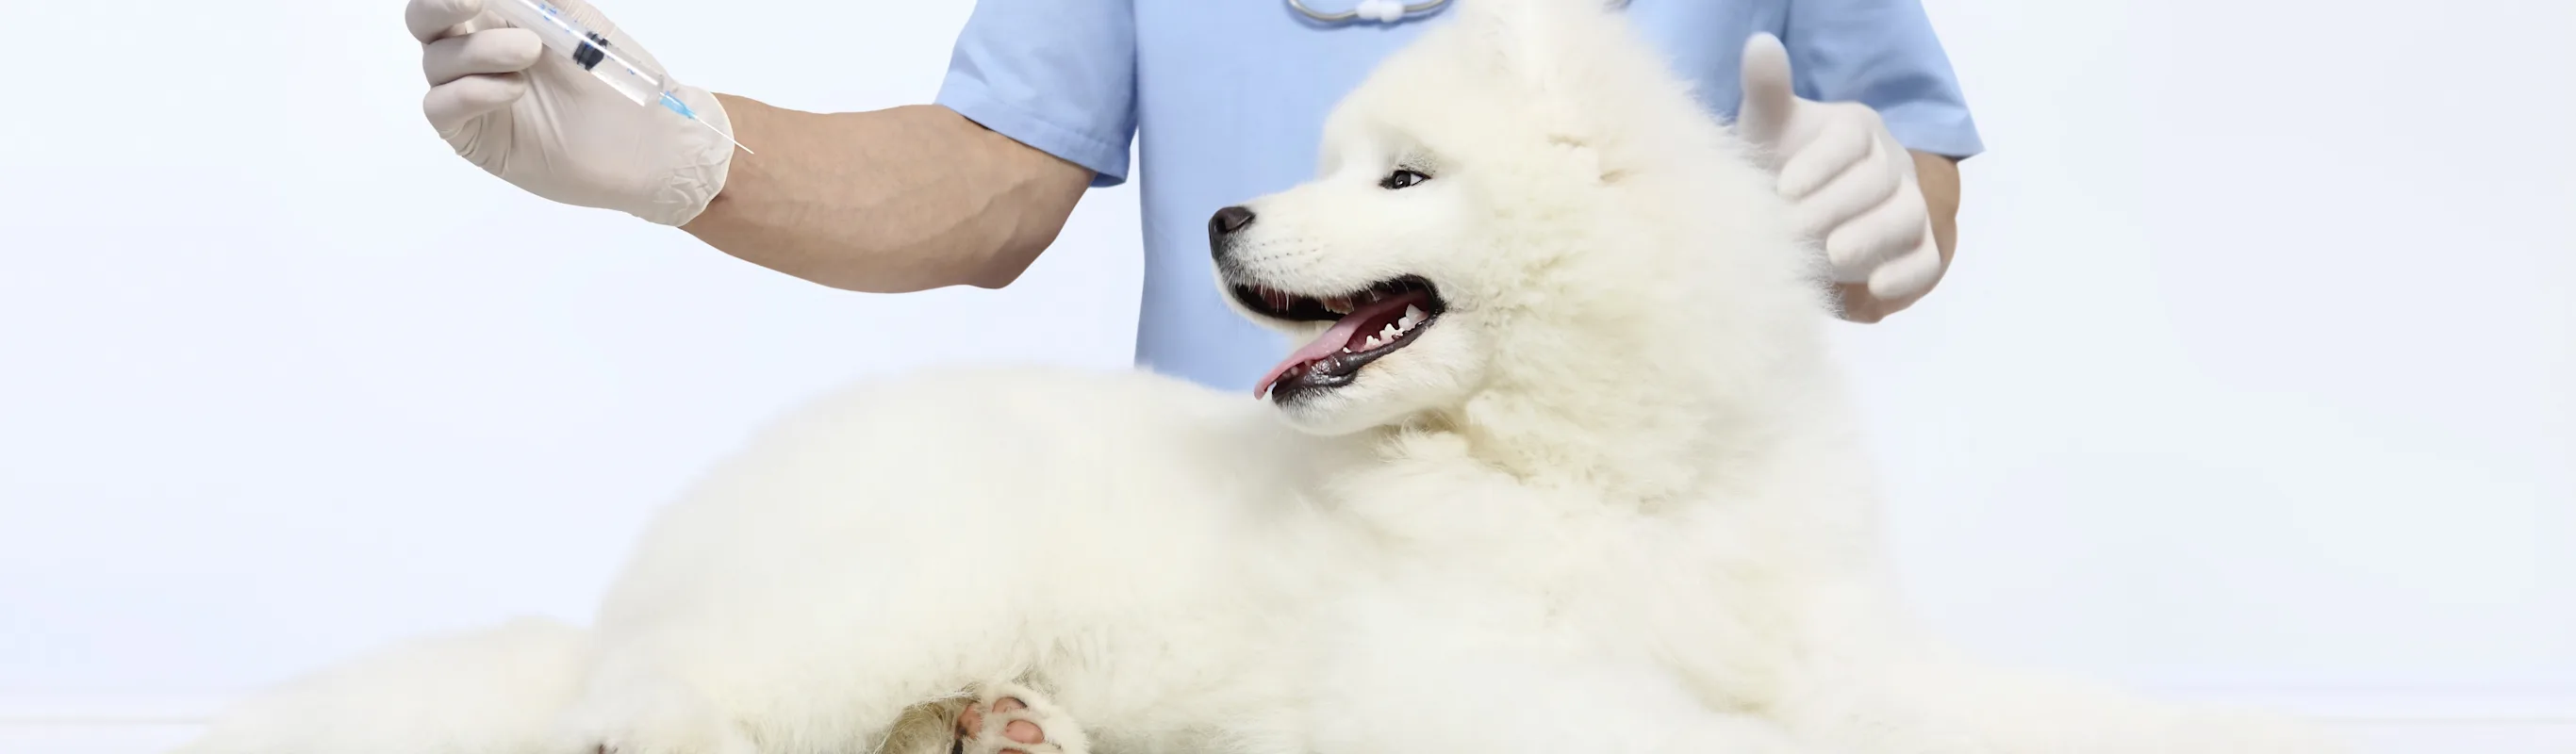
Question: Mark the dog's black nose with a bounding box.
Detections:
[1209,205,1256,241]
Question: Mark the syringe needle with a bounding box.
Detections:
[695,117,754,156]
[655,91,753,156]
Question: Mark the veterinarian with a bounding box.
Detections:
[407,0,1981,393]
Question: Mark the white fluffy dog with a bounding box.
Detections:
[177,2,2349,753]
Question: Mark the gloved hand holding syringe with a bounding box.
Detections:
[486,0,749,154]
[409,0,746,225]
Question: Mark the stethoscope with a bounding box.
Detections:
[1288,0,1629,25]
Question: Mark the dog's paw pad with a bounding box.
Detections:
[953,682,1087,754]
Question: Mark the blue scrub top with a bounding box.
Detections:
[933,0,1984,393]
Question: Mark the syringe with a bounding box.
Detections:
[487,0,752,155]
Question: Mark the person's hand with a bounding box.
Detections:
[1735,33,1943,320]
[408,0,735,226]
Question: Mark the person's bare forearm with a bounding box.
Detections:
[679,96,1095,293]
[1910,150,1959,270]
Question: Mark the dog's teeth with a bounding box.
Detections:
[1404,304,1425,323]
[1363,336,1381,349]
[1380,324,1399,339]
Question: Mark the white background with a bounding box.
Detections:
[1,0,2568,751]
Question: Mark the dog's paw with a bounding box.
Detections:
[953,681,1090,754]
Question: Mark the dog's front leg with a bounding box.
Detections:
[1780,642,2352,754]
[1308,646,1833,754]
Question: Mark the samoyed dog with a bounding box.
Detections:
[177,1,2348,753]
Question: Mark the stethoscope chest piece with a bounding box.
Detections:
[1289,0,1627,25]
[1288,0,1447,24]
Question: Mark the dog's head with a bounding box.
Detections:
[1213,0,1826,436]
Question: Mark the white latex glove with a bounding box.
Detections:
[1735,33,1942,305]
[407,0,734,226]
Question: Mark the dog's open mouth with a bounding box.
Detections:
[1230,275,1445,402]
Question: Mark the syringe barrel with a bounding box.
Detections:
[485,0,676,109]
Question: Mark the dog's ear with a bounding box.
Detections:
[1450,0,1631,170]
[1450,0,1618,103]
[1452,0,1669,184]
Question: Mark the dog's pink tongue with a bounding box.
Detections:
[1254,317,1370,399]
[1252,295,1414,398]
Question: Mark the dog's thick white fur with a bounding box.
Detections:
[176,2,2349,753]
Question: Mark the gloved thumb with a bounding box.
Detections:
[1736,32,1796,149]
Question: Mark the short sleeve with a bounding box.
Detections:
[1783,0,1985,159]
[933,0,1139,187]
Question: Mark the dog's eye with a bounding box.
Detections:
[1379,169,1430,190]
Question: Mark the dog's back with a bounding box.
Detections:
[180,365,1363,754]
[574,365,1367,752]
